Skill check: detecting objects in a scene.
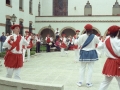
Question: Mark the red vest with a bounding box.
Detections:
[47,37,50,43]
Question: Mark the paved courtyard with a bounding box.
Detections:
[0,51,119,90]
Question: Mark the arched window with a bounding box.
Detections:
[19,21,23,35]
[19,0,23,10]
[29,0,32,14]
[53,0,68,16]
[112,0,120,15]
[84,1,92,16]
[6,19,12,34]
[38,2,40,16]
[6,0,11,5]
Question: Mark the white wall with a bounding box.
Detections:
[35,22,120,36]
[0,0,40,35]
[41,0,53,16]
[1,0,120,36]
[40,0,120,16]
[35,16,120,36]
[68,0,116,15]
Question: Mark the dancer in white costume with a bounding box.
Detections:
[23,30,33,62]
[72,30,80,62]
[60,34,67,57]
[98,25,120,90]
[75,24,99,87]
[3,24,29,79]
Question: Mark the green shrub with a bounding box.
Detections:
[30,45,46,51]
[0,51,6,57]
[1,51,6,54]
[30,51,36,55]
[40,45,46,51]
[1,53,5,57]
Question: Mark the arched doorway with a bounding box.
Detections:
[60,27,76,37]
[61,29,76,37]
[39,28,55,44]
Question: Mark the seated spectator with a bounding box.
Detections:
[54,38,60,51]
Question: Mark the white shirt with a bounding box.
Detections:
[36,37,41,42]
[55,30,60,36]
[74,34,99,51]
[98,36,120,59]
[3,34,29,54]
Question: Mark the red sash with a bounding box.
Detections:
[8,35,21,51]
[4,35,21,60]
[105,37,119,58]
[105,37,120,70]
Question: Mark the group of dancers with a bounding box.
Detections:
[74,24,120,90]
[2,23,120,90]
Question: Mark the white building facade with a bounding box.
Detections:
[35,0,120,39]
[0,0,120,38]
[0,0,40,35]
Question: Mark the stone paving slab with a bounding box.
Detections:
[0,51,119,90]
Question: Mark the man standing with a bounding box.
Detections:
[35,34,41,53]
[55,28,60,40]
[0,32,6,52]
[3,24,29,79]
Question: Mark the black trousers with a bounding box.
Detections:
[46,44,50,52]
[36,42,40,53]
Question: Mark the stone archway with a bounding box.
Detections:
[38,26,55,43]
[81,27,101,35]
[60,26,76,37]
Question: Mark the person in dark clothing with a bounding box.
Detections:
[0,32,6,52]
[45,34,52,52]
[36,34,41,53]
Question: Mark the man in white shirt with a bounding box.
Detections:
[55,28,60,39]
[35,34,41,53]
